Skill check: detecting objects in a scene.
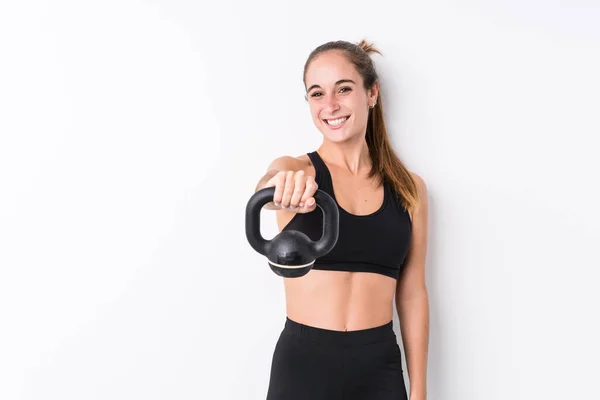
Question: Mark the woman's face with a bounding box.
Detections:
[304,50,378,143]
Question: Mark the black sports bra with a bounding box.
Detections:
[281,151,412,280]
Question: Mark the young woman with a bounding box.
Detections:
[254,39,429,400]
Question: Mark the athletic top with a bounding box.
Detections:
[281,151,412,280]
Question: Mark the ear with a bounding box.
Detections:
[368,81,379,105]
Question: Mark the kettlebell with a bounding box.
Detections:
[245,187,339,278]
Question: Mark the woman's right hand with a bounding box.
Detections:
[264,170,318,214]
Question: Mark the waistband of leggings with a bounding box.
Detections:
[283,317,395,345]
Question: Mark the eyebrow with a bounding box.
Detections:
[306,79,356,93]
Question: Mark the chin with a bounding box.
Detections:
[322,129,357,143]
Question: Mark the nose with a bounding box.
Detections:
[324,95,340,114]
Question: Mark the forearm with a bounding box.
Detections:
[396,293,430,399]
[256,169,277,191]
[255,170,279,209]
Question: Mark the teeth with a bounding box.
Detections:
[327,117,347,126]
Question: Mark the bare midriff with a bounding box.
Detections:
[283,269,397,332]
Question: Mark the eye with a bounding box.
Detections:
[309,87,351,98]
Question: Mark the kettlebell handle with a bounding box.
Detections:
[245,187,339,258]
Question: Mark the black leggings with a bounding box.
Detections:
[266,317,408,400]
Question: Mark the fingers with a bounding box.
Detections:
[263,170,318,213]
[265,171,285,207]
[298,175,318,213]
[289,171,306,209]
[281,171,295,208]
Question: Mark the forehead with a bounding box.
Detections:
[305,50,361,88]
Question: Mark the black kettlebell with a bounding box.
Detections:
[245,187,339,278]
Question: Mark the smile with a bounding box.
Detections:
[323,116,350,128]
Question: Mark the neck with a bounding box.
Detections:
[317,136,372,176]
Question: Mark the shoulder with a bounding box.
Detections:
[407,171,428,221]
[409,171,427,197]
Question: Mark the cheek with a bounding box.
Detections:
[353,95,368,109]
[352,102,370,126]
[345,95,366,113]
[309,104,321,120]
[348,98,367,115]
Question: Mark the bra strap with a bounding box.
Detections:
[307,151,334,194]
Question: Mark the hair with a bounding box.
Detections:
[302,39,420,214]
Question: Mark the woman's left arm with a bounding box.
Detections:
[396,173,430,400]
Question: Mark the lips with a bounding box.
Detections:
[323,115,350,129]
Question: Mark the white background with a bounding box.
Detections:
[1,0,599,399]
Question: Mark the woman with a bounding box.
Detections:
[254,39,429,400]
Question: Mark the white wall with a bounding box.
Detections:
[1,1,599,399]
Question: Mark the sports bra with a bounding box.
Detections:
[281,151,413,280]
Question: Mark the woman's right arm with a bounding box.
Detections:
[255,156,318,214]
